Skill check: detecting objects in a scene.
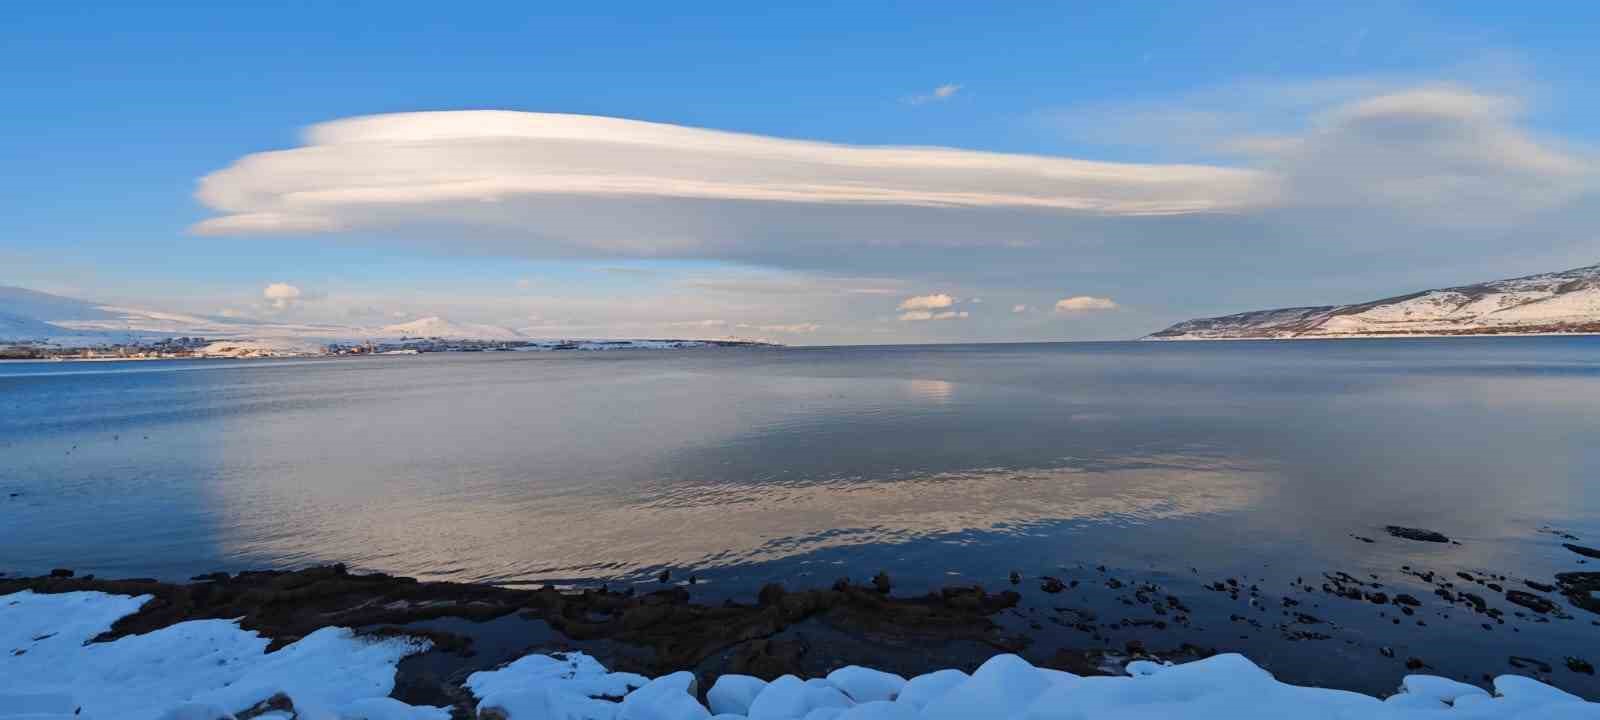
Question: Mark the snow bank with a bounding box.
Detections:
[0,590,444,719]
[5,589,1599,719]
[451,650,1600,720]
[466,653,1598,720]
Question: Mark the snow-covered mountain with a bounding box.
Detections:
[377,316,523,340]
[0,286,361,346]
[1148,262,1600,340]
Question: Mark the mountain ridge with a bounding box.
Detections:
[1148,262,1600,340]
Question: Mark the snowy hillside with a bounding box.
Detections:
[377,316,524,340]
[1148,263,1600,340]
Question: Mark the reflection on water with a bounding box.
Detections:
[2,338,1599,588]
[905,378,954,403]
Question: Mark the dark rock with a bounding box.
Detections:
[48,568,73,578]
[1525,579,1555,593]
[237,692,294,720]
[1509,656,1553,673]
[1564,544,1600,560]
[1393,594,1421,607]
[728,637,809,680]
[1380,647,1395,658]
[657,569,671,583]
[1556,572,1600,616]
[1385,526,1450,543]
[1009,571,1021,585]
[1460,592,1488,612]
[1405,657,1428,670]
[1567,657,1595,675]
[1365,592,1389,605]
[872,571,891,594]
[1350,535,1376,544]
[1505,590,1558,614]
[1040,576,1066,593]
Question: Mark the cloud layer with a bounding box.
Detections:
[192,110,1267,243]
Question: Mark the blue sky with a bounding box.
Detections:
[4,2,1598,343]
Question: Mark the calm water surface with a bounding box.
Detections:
[4,339,1599,694]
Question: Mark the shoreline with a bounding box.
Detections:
[6,554,1599,715]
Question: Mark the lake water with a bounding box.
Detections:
[4,338,1599,694]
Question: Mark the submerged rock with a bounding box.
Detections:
[1384,526,1451,543]
[1564,543,1600,560]
[1505,590,1558,614]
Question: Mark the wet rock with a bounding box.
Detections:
[727,637,809,680]
[1564,543,1600,560]
[1405,657,1428,670]
[1385,526,1450,543]
[872,571,891,594]
[1505,590,1558,614]
[1525,579,1556,593]
[1567,657,1595,675]
[1555,572,1600,616]
[234,692,295,720]
[657,569,671,583]
[1350,535,1376,544]
[1040,576,1066,593]
[1393,594,1421,607]
[1460,592,1488,613]
[1509,656,1553,673]
[48,568,73,578]
[1009,571,1021,585]
[1380,647,1395,658]
[1365,592,1389,605]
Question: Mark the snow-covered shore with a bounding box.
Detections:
[4,590,1596,719]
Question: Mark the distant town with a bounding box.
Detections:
[0,336,778,360]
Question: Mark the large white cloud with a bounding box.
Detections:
[192,110,1268,243]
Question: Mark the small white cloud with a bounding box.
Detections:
[1054,296,1118,313]
[898,293,955,311]
[1012,304,1029,314]
[969,297,983,304]
[262,282,302,310]
[899,310,969,321]
[907,84,963,105]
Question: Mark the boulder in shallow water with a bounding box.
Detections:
[1384,526,1450,543]
[1564,543,1600,560]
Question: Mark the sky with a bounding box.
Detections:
[3,1,1599,344]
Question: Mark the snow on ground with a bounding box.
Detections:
[0,590,443,719]
[5,589,1599,719]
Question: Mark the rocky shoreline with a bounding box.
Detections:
[6,528,1600,716]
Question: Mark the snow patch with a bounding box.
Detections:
[1,590,441,719]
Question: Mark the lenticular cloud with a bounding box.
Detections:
[191,110,1267,243]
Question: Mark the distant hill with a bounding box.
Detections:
[378,316,523,340]
[1147,263,1600,340]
